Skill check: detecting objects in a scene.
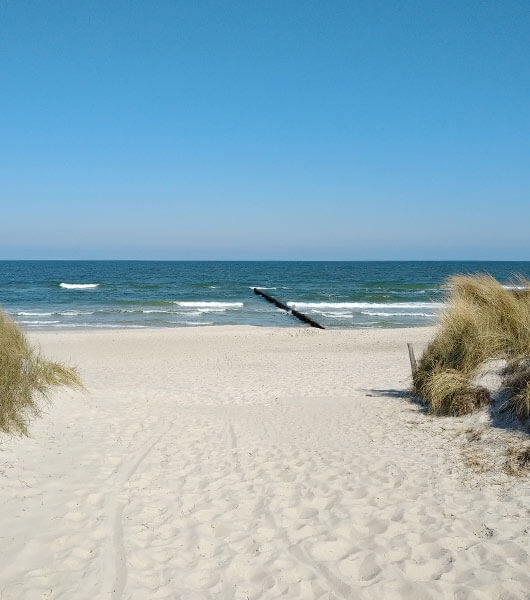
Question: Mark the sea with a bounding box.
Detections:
[1,261,528,330]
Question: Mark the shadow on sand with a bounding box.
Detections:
[364,387,530,435]
[363,388,428,413]
[487,389,530,435]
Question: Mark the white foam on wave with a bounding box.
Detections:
[411,288,443,295]
[142,308,225,315]
[16,310,95,317]
[249,286,277,290]
[503,285,528,291]
[288,301,445,310]
[361,311,436,318]
[119,308,193,315]
[49,323,146,329]
[174,302,243,309]
[60,283,100,289]
[317,311,352,319]
[20,320,61,325]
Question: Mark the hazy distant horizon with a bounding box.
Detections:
[2,255,530,262]
[1,253,530,262]
[1,249,529,262]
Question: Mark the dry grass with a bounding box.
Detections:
[505,443,530,476]
[421,369,490,416]
[463,446,490,474]
[501,358,530,420]
[413,274,530,417]
[0,308,83,435]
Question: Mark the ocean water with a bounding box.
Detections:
[0,261,528,330]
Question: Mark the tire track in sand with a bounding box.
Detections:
[100,419,176,599]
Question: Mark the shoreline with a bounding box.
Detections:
[21,323,438,336]
[1,326,528,598]
[26,323,437,333]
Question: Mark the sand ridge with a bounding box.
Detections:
[0,326,528,599]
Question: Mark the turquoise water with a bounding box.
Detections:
[0,261,528,330]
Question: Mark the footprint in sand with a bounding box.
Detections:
[309,538,355,562]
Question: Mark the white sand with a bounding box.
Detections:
[0,326,528,599]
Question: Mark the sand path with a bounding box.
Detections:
[0,326,528,599]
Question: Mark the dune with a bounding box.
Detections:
[0,326,528,599]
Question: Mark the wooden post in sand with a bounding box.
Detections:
[407,343,417,376]
[253,288,325,329]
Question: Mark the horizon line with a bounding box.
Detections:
[1,258,529,263]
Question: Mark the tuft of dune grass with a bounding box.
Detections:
[502,358,530,420]
[505,442,530,476]
[413,274,530,418]
[0,308,83,435]
[421,369,490,416]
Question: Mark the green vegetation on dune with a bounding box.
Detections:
[413,274,530,419]
[0,308,82,435]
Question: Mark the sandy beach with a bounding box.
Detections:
[0,326,528,599]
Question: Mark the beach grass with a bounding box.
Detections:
[0,308,82,435]
[413,274,530,417]
[505,442,530,476]
[502,358,530,420]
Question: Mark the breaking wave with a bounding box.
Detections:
[287,301,444,310]
[174,302,244,308]
[60,283,100,289]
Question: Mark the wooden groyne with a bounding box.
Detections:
[252,288,325,329]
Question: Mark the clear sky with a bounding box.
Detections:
[1,1,529,260]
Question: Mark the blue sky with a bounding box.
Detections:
[1,1,529,260]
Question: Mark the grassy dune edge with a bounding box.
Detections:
[413,274,530,417]
[411,275,530,473]
[0,308,83,435]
